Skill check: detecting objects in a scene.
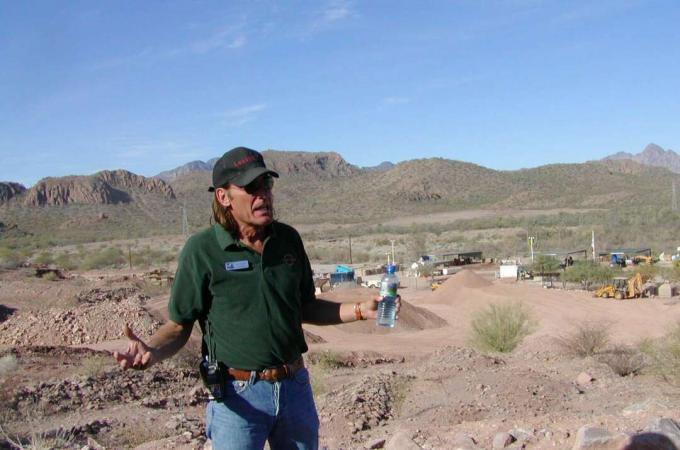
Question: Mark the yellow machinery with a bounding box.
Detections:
[594,273,648,300]
[632,255,654,265]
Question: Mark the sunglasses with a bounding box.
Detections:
[243,175,275,195]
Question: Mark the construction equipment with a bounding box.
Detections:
[594,273,648,300]
[632,255,654,265]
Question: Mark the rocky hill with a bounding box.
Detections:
[2,148,680,246]
[17,170,174,207]
[604,143,680,173]
[0,182,26,203]
[156,160,216,182]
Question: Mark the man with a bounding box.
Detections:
[114,146,400,450]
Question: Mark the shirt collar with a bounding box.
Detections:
[214,222,277,250]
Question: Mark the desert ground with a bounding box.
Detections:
[1,263,680,450]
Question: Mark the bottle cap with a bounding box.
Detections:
[386,264,396,274]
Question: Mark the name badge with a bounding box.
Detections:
[225,260,250,271]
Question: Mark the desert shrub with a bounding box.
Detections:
[77,354,110,378]
[469,302,536,353]
[640,322,680,385]
[32,251,54,265]
[0,354,18,377]
[0,426,74,450]
[53,253,78,270]
[556,322,610,357]
[418,263,435,278]
[41,271,61,282]
[0,247,23,269]
[79,247,126,270]
[561,262,618,290]
[307,350,348,370]
[531,255,561,275]
[598,345,645,377]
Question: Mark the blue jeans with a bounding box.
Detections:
[205,367,319,450]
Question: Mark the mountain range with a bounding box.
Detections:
[1,144,679,244]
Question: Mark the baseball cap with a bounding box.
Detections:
[208,147,279,192]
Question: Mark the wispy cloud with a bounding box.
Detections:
[311,0,355,31]
[87,26,247,70]
[554,0,641,24]
[220,104,267,127]
[187,30,247,55]
[383,96,410,106]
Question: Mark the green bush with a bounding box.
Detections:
[561,261,618,290]
[556,322,610,357]
[0,247,23,269]
[640,322,680,386]
[80,247,126,270]
[54,253,78,270]
[32,251,54,265]
[531,255,561,275]
[469,302,536,353]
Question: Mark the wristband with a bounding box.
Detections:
[354,303,364,321]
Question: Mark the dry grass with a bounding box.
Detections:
[598,345,645,377]
[469,302,536,353]
[640,321,680,386]
[0,425,75,450]
[556,322,610,357]
[76,354,111,378]
[307,350,349,400]
[0,354,18,377]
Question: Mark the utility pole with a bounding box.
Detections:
[181,202,189,237]
[673,181,678,212]
[389,239,395,266]
[348,234,353,264]
[528,236,536,262]
[591,230,596,261]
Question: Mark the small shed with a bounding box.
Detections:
[499,264,519,279]
[658,283,676,298]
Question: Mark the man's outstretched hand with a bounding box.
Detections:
[360,295,402,320]
[113,324,153,370]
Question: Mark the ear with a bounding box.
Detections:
[215,188,231,208]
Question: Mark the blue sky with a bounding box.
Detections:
[2,0,680,187]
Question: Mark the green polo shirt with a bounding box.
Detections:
[168,222,315,370]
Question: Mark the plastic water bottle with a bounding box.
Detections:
[377,264,399,328]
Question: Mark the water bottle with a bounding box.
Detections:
[377,264,398,328]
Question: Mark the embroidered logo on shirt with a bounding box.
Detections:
[282,254,297,266]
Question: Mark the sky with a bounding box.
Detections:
[2,0,680,187]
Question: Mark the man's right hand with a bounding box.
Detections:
[113,324,154,370]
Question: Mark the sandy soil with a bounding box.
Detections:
[1,266,679,449]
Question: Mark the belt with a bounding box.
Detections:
[226,357,304,383]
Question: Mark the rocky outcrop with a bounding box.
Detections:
[604,143,680,173]
[23,170,175,206]
[0,182,26,204]
[156,161,214,182]
[264,150,361,178]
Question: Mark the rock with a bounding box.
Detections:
[571,426,629,450]
[386,431,423,450]
[644,418,680,447]
[366,437,386,449]
[576,372,594,386]
[617,432,677,450]
[492,432,515,449]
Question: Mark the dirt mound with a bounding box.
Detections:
[335,300,447,334]
[0,287,160,346]
[424,269,492,304]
